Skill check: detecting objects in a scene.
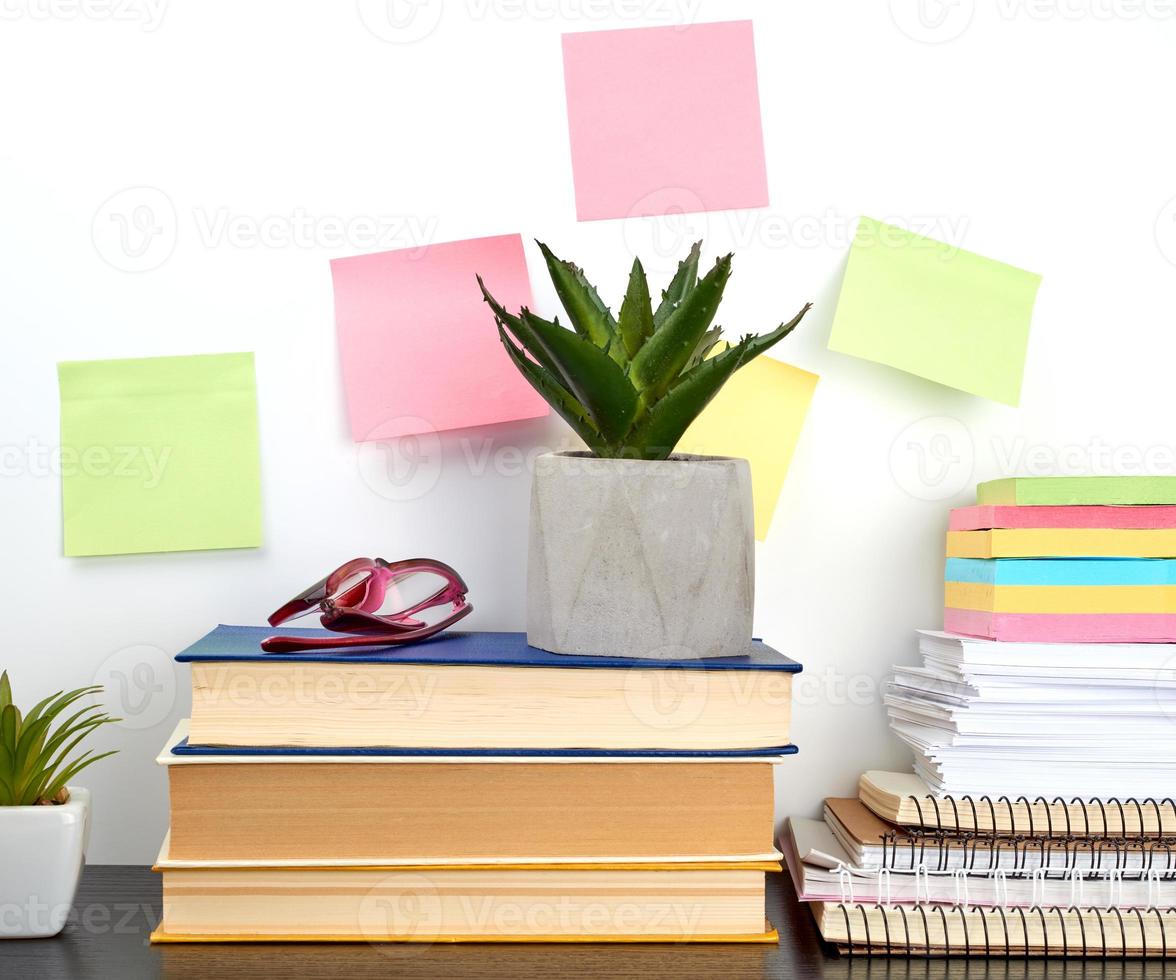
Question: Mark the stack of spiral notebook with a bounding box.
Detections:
[786,476,1176,957]
[151,625,801,943]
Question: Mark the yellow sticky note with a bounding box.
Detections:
[680,355,818,541]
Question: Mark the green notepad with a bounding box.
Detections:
[828,217,1042,406]
[58,352,262,557]
[977,476,1176,506]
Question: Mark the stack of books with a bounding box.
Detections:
[785,476,1176,957]
[151,625,800,943]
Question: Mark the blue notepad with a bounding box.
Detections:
[176,625,802,672]
[946,557,1176,587]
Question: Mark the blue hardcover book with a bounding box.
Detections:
[178,625,800,756]
[176,625,802,671]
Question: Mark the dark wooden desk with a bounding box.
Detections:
[3,866,832,979]
[3,868,1168,979]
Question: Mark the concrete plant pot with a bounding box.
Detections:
[527,451,754,659]
[0,787,90,938]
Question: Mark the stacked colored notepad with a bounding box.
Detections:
[945,476,1176,641]
[151,625,800,943]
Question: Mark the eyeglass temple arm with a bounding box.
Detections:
[261,603,472,654]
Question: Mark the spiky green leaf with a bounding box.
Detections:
[0,672,10,712]
[497,326,607,454]
[684,325,723,372]
[653,240,701,327]
[536,242,619,355]
[733,303,813,364]
[40,751,118,805]
[629,253,731,400]
[0,676,118,806]
[617,258,654,359]
[516,309,638,444]
[23,706,110,789]
[626,343,749,460]
[478,276,571,388]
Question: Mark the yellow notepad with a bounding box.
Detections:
[946,528,1176,559]
[945,582,1176,614]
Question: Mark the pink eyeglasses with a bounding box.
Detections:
[261,557,471,653]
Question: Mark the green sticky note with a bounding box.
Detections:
[828,217,1042,406]
[58,352,262,557]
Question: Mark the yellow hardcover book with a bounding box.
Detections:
[151,839,781,943]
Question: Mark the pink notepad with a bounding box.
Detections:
[330,235,549,441]
[561,21,769,221]
[950,505,1176,531]
[944,608,1176,643]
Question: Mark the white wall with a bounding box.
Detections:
[3,0,1175,862]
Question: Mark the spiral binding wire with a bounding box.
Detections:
[833,903,1176,958]
[904,794,1176,838]
[879,828,1176,878]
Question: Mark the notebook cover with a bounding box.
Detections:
[175,625,802,671]
[823,797,895,847]
[170,737,799,759]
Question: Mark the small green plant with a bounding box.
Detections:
[479,241,811,461]
[0,671,119,806]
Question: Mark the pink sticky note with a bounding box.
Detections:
[561,21,769,222]
[330,235,549,441]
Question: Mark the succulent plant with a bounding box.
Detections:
[479,242,811,460]
[0,671,119,806]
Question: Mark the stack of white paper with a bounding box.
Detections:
[889,631,1176,798]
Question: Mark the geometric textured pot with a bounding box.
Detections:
[527,452,755,659]
[0,787,90,938]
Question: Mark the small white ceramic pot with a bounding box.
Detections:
[0,787,90,938]
[527,452,755,659]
